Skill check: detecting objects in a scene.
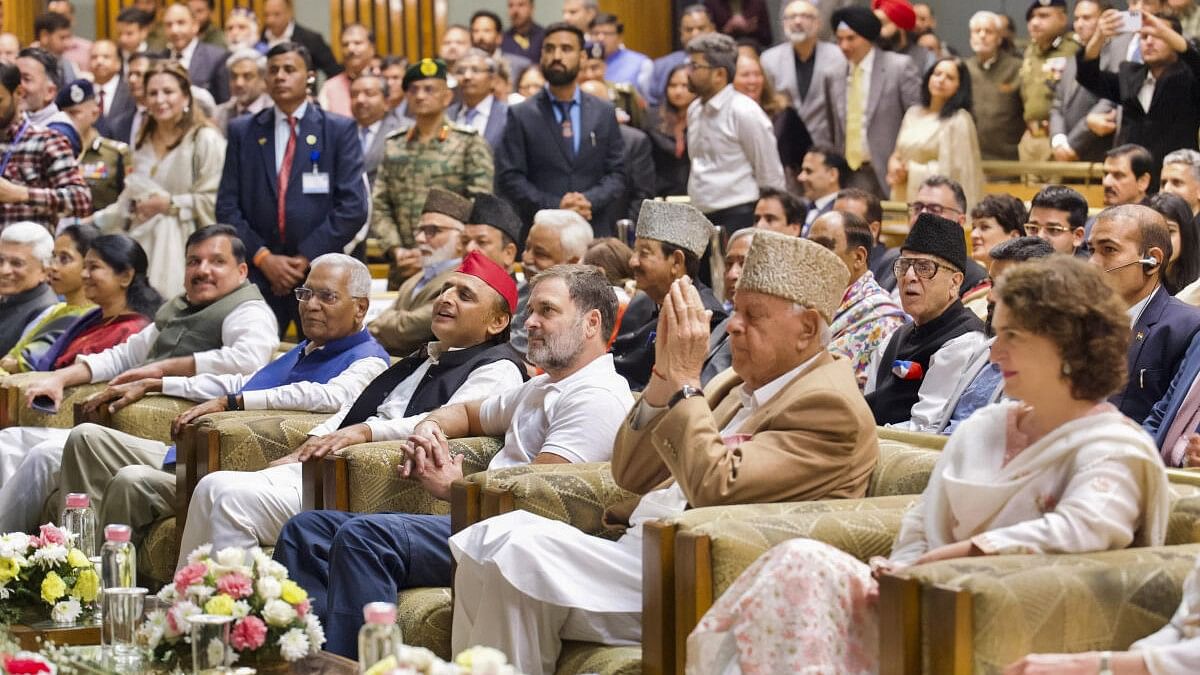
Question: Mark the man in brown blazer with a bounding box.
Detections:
[449,230,880,675]
[368,188,470,356]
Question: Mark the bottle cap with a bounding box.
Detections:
[65,493,90,508]
[362,601,397,625]
[104,524,131,543]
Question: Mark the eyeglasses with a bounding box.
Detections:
[783,12,819,22]
[415,224,461,239]
[894,257,953,280]
[1023,223,1073,236]
[685,61,714,70]
[907,202,962,217]
[294,287,359,305]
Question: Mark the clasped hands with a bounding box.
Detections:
[641,276,712,408]
[259,253,308,296]
[559,192,592,221]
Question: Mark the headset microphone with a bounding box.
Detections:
[1104,257,1159,273]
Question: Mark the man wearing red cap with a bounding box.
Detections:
[273,263,635,658]
[172,250,528,571]
[873,0,935,72]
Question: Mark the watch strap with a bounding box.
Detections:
[226,393,242,411]
[668,384,703,409]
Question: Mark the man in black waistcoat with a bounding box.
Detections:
[865,212,988,424]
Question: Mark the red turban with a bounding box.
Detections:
[457,250,518,314]
[873,0,917,32]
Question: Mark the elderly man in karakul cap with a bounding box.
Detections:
[449,230,881,675]
[612,200,728,391]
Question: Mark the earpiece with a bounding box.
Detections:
[1139,256,1160,272]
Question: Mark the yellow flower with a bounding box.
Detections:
[41,571,66,604]
[204,593,236,616]
[279,580,307,605]
[67,548,91,569]
[0,557,19,582]
[72,568,100,603]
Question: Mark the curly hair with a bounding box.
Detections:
[994,256,1129,401]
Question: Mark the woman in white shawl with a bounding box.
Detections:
[92,61,225,298]
[686,256,1172,675]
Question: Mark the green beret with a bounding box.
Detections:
[403,58,448,91]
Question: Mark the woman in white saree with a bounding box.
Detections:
[686,256,1172,675]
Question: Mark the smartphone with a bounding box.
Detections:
[29,395,58,414]
[1118,10,1143,33]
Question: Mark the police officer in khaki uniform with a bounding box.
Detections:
[370,57,494,288]
[1019,0,1079,162]
[57,79,131,212]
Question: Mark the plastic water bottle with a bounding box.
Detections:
[61,493,97,557]
[358,602,402,673]
[99,524,136,589]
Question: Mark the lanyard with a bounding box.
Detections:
[0,120,30,178]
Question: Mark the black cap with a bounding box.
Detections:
[583,41,606,60]
[54,78,94,110]
[468,194,522,245]
[1026,0,1067,21]
[831,6,882,42]
[901,213,968,273]
[402,58,448,91]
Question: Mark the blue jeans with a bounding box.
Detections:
[273,511,453,658]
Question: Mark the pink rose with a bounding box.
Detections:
[295,599,310,617]
[174,562,208,594]
[216,572,253,599]
[38,524,66,546]
[230,616,268,652]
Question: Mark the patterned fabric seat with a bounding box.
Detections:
[0,371,105,428]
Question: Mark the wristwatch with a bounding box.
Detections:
[1098,651,1112,675]
[667,383,703,409]
[226,393,243,411]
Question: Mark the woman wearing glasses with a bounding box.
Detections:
[687,256,1169,674]
[886,57,985,211]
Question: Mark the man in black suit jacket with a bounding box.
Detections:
[447,49,509,150]
[496,22,626,238]
[1076,10,1200,173]
[261,0,341,79]
[1088,204,1200,424]
[162,3,229,104]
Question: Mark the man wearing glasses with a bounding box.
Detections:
[905,175,991,295]
[370,188,471,357]
[1025,184,1089,255]
[864,212,988,425]
[761,0,847,148]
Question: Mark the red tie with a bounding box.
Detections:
[277,115,297,241]
[97,89,106,116]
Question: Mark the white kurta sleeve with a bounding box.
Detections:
[969,455,1148,555]
[190,300,280,375]
[79,324,161,382]
[1134,557,1200,675]
[365,360,525,442]
[241,355,388,412]
[162,373,247,400]
[888,497,932,566]
[307,402,351,438]
[894,332,988,432]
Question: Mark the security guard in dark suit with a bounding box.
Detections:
[57,79,131,211]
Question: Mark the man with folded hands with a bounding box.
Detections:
[272,263,634,658]
[449,231,880,675]
[53,254,390,544]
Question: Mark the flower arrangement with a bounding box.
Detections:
[140,545,324,669]
[0,524,101,626]
[365,645,520,675]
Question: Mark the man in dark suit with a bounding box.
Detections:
[447,49,509,150]
[496,22,626,238]
[216,42,368,337]
[580,78,652,223]
[1088,204,1200,424]
[1144,333,1200,466]
[1077,9,1200,173]
[350,71,402,186]
[1049,0,1116,163]
[260,0,341,79]
[162,3,229,104]
[89,40,134,140]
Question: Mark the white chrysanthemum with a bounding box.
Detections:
[167,600,201,638]
[231,600,251,619]
[263,560,289,580]
[261,599,297,627]
[186,544,212,565]
[205,636,226,667]
[138,610,168,650]
[186,584,215,602]
[397,645,438,670]
[214,547,246,568]
[31,543,68,567]
[156,585,179,603]
[251,548,273,572]
[51,598,82,624]
[303,613,325,652]
[277,628,309,661]
[0,532,30,558]
[255,576,282,600]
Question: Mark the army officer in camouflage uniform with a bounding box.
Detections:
[58,79,130,212]
[370,58,494,288]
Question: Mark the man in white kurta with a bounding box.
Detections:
[0,226,279,532]
[450,232,879,675]
[175,251,527,560]
[54,254,390,544]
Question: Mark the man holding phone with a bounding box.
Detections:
[1075,5,1200,178]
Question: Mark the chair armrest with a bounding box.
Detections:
[465,462,637,539]
[105,394,197,443]
[192,411,328,470]
[898,543,1200,675]
[875,425,948,450]
[8,376,106,428]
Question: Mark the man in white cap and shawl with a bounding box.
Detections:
[613,199,728,391]
[448,231,881,675]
